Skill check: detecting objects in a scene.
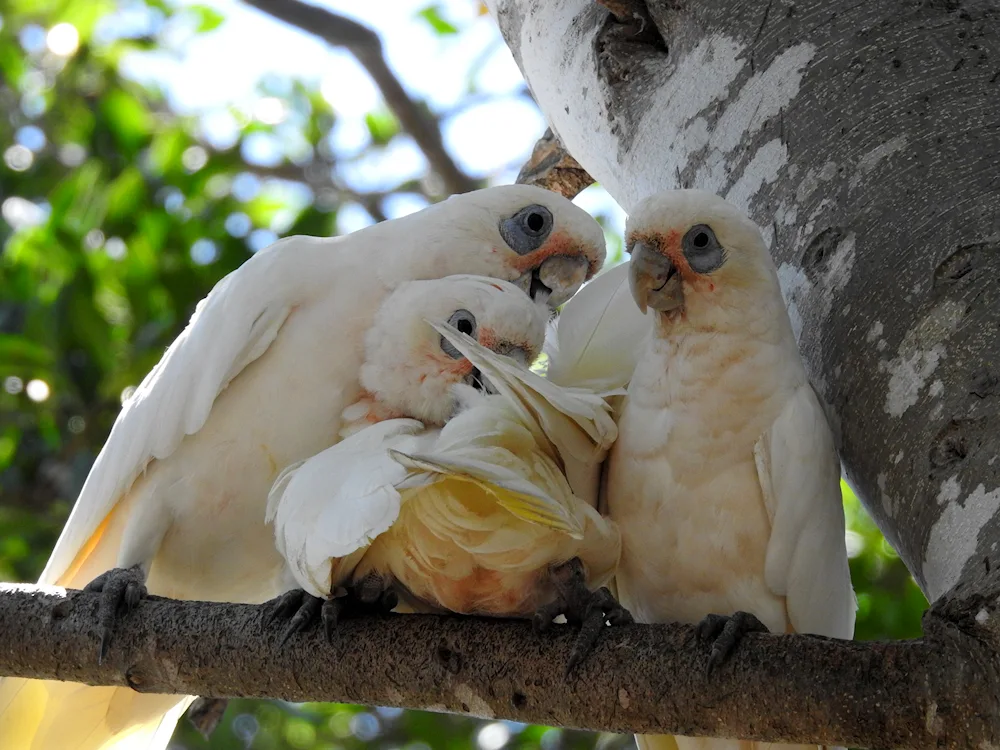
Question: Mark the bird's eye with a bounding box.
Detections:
[524,210,547,234]
[499,204,553,255]
[440,309,477,359]
[681,224,726,274]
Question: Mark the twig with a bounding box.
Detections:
[241,0,477,196]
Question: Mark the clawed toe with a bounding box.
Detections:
[83,564,147,663]
[266,589,333,644]
[695,610,768,675]
[534,558,635,676]
[267,576,398,645]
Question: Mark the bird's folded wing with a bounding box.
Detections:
[42,238,327,584]
[754,383,858,640]
[544,261,652,392]
[267,418,427,597]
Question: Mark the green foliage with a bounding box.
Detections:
[417,4,460,36]
[0,1,927,748]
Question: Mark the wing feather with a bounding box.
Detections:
[41,238,328,584]
[755,383,857,639]
[431,320,619,464]
[545,262,652,391]
[267,418,428,597]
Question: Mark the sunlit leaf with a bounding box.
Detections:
[416,4,459,35]
[188,4,226,33]
[106,166,147,221]
[363,108,400,146]
[100,89,154,150]
[148,128,190,176]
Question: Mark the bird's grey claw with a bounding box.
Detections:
[83,564,147,664]
[696,610,768,675]
[277,594,323,646]
[533,558,634,677]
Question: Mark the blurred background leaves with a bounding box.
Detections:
[0,0,926,748]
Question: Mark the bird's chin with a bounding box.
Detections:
[645,276,685,315]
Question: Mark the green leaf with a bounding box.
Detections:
[0,426,20,469]
[105,166,147,222]
[417,4,459,35]
[100,89,154,151]
[0,335,55,368]
[147,128,189,176]
[57,0,117,39]
[48,160,107,236]
[363,109,400,146]
[188,4,226,33]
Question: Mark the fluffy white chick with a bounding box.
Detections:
[268,276,626,669]
[0,185,606,750]
[607,190,855,750]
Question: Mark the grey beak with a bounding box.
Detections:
[629,240,684,314]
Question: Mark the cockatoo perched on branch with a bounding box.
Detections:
[604,190,856,750]
[268,275,627,670]
[0,185,606,750]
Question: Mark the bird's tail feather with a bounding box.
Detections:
[0,670,192,750]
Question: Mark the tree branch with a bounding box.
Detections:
[2,585,998,749]
[241,0,477,196]
[516,128,595,200]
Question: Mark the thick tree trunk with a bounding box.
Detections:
[487,0,1000,611]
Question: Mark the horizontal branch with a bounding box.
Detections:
[1,586,998,748]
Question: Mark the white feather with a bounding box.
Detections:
[432,319,619,463]
[755,384,857,639]
[267,419,429,597]
[545,262,652,391]
[41,238,317,584]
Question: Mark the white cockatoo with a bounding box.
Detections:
[602,190,855,750]
[267,275,627,668]
[0,186,606,750]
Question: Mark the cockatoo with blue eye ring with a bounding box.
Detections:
[267,274,628,671]
[601,189,855,750]
[0,185,606,750]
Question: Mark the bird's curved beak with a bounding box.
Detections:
[629,240,684,314]
[517,256,590,308]
[464,366,496,394]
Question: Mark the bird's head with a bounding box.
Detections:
[625,189,778,327]
[360,275,546,425]
[422,185,606,308]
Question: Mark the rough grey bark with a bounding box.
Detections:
[487,0,1000,611]
[517,128,596,199]
[2,585,999,748]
